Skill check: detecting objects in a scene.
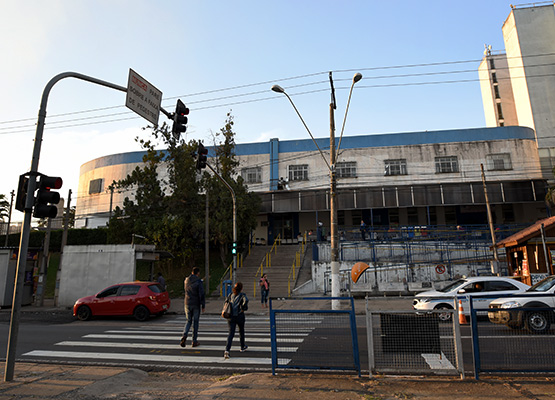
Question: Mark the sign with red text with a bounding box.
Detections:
[126,68,162,125]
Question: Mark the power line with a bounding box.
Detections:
[2,53,555,135]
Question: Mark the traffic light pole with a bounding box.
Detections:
[205,163,237,285]
[4,72,169,382]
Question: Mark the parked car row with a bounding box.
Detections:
[73,281,171,322]
[413,275,555,334]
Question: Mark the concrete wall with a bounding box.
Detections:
[311,260,492,295]
[58,244,136,307]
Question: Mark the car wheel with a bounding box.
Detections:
[133,305,150,321]
[434,305,453,321]
[77,305,92,321]
[524,310,550,334]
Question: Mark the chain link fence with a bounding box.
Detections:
[365,302,464,378]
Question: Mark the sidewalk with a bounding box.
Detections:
[2,296,555,399]
[1,362,554,399]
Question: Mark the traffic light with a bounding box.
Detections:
[196,143,208,170]
[231,242,237,255]
[172,99,189,136]
[15,174,29,212]
[33,175,63,219]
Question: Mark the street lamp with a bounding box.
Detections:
[272,72,362,310]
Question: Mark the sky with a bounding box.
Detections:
[1,0,524,221]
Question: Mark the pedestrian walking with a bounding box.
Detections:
[224,282,249,359]
[156,272,166,291]
[259,273,270,308]
[180,267,205,348]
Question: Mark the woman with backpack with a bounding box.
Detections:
[224,282,249,359]
[259,274,270,308]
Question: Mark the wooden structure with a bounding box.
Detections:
[493,216,555,285]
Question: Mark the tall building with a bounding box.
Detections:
[480,3,555,175]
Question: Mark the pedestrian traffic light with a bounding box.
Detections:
[172,99,189,136]
[33,175,63,219]
[15,174,29,212]
[231,242,237,255]
[196,143,208,170]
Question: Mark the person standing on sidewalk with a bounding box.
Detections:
[157,272,166,291]
[180,267,205,348]
[224,282,249,359]
[259,274,270,308]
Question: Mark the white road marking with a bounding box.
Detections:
[23,350,288,365]
[421,353,456,370]
[55,341,289,352]
[83,334,305,343]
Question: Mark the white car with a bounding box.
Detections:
[413,276,530,321]
[488,275,555,334]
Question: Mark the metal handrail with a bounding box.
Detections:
[218,261,233,297]
[288,233,307,297]
[253,234,281,297]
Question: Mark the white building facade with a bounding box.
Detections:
[76,126,547,242]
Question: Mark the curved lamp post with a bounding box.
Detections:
[272,72,362,309]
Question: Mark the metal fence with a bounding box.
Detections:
[471,301,555,377]
[365,302,464,378]
[269,297,360,376]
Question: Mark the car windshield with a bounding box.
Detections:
[527,276,555,292]
[437,279,467,293]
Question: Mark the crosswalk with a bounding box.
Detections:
[21,315,308,369]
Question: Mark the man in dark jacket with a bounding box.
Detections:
[180,267,205,347]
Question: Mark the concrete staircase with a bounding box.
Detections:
[234,243,304,302]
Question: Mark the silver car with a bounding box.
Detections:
[413,276,530,321]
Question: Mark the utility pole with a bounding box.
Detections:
[55,189,71,306]
[206,163,237,285]
[205,191,210,293]
[271,72,362,311]
[329,73,340,310]
[4,190,14,247]
[481,164,499,275]
[35,217,52,306]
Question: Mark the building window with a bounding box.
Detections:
[486,153,512,171]
[492,72,498,84]
[496,103,504,119]
[489,58,496,70]
[337,161,357,178]
[288,164,308,181]
[384,159,407,176]
[241,167,262,183]
[435,156,459,174]
[494,85,500,99]
[89,178,104,194]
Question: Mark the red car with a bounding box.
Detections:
[73,281,171,321]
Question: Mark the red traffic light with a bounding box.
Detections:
[172,99,189,135]
[40,176,63,190]
[33,174,63,219]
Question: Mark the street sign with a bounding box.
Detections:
[125,68,162,125]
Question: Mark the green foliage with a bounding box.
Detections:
[104,112,260,284]
[205,112,261,266]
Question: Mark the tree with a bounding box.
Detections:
[0,194,10,221]
[106,112,260,272]
[204,112,260,266]
[107,123,205,269]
